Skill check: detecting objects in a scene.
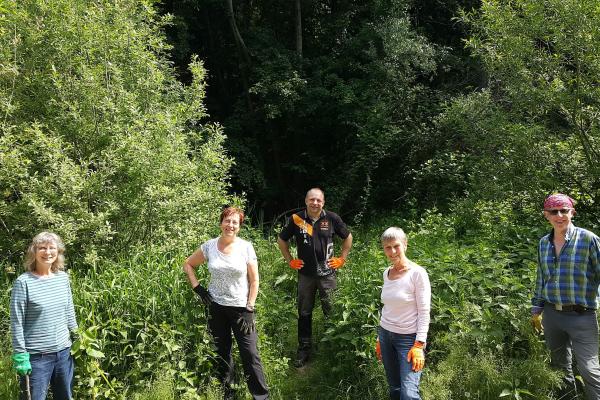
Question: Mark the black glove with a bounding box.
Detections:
[237,308,255,335]
[193,284,212,306]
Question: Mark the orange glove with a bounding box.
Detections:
[289,259,304,270]
[407,341,425,372]
[531,313,543,333]
[327,257,345,269]
[376,339,382,362]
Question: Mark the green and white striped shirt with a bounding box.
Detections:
[10,271,77,354]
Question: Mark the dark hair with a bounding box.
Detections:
[220,207,245,225]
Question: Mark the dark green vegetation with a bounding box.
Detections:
[2,0,600,398]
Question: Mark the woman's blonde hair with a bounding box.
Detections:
[24,232,66,273]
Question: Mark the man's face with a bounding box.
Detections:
[543,207,575,232]
[305,190,325,216]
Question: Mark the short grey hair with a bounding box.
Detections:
[24,232,66,273]
[305,187,325,199]
[381,227,407,244]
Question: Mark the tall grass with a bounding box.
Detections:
[1,205,569,398]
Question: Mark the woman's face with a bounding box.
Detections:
[35,241,58,270]
[382,239,406,265]
[220,213,241,238]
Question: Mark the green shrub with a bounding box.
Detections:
[422,339,561,400]
[68,251,216,398]
[0,0,232,267]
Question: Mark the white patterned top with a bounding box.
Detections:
[201,237,257,307]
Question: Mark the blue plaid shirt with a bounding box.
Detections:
[531,224,600,311]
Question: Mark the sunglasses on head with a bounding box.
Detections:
[544,208,572,215]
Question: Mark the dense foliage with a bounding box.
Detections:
[160,0,483,219]
[0,0,232,267]
[420,0,600,215]
[3,0,600,398]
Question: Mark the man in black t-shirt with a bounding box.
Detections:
[277,188,353,367]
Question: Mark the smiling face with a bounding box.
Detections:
[34,241,58,271]
[305,189,325,219]
[220,212,241,238]
[544,207,575,233]
[382,238,407,266]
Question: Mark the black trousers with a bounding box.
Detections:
[208,302,269,400]
[297,272,337,345]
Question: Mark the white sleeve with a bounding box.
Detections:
[245,242,257,262]
[414,268,431,343]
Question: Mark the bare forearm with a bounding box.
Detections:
[277,238,293,262]
[340,233,353,259]
[247,280,259,307]
[247,260,260,307]
[183,262,200,288]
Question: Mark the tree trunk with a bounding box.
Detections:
[224,0,251,66]
[224,0,252,110]
[295,0,302,57]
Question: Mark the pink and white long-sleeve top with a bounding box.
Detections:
[380,264,431,343]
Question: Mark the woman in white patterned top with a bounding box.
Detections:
[183,207,269,400]
[10,232,78,400]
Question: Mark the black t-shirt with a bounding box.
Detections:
[279,209,350,277]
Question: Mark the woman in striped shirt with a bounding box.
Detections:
[10,232,78,400]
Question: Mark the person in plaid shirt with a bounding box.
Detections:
[531,193,600,400]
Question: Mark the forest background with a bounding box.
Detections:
[1,0,600,398]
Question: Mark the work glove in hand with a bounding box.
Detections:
[193,284,212,306]
[376,339,382,362]
[327,257,345,269]
[289,259,304,270]
[531,313,543,333]
[237,309,256,335]
[12,353,31,376]
[407,342,425,372]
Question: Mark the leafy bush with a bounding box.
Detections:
[67,251,217,399]
[422,341,561,400]
[0,0,232,267]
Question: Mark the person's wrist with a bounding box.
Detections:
[246,303,255,312]
[531,306,543,315]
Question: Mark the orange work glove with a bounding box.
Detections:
[376,339,382,362]
[289,259,304,270]
[407,341,425,372]
[327,257,345,269]
[531,313,543,333]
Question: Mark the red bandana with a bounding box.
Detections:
[543,194,575,210]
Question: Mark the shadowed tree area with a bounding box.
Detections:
[159,0,484,222]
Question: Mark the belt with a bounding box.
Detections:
[549,303,595,313]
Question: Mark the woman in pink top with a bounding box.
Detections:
[376,227,431,400]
